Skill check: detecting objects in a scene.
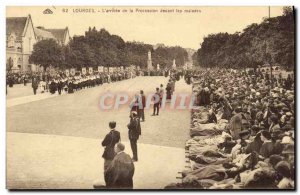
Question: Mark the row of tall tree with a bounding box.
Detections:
[193,7,294,70]
[29,27,188,70]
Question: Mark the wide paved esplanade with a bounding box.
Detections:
[6,6,295,190]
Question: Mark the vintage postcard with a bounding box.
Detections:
[6,6,295,190]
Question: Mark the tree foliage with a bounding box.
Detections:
[153,46,188,69]
[193,7,294,70]
[29,39,63,69]
[30,27,188,70]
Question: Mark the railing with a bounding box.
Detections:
[6,47,22,52]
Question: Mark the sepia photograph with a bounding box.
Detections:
[5,6,295,190]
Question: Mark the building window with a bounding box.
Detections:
[7,34,15,48]
[28,37,32,52]
[17,57,22,66]
[7,57,13,71]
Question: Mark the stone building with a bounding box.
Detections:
[6,15,37,73]
[6,15,71,73]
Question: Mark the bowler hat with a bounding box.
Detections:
[239,130,250,137]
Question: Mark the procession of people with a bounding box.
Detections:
[6,70,136,96]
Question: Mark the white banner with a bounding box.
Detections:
[70,68,76,76]
[98,66,104,73]
[89,67,93,74]
[50,68,56,77]
[82,67,86,75]
[65,69,70,76]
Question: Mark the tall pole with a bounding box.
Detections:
[269,6,273,88]
[267,6,273,88]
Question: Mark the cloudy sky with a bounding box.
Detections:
[7,6,285,49]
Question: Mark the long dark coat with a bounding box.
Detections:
[102,130,120,160]
[105,152,135,189]
[127,117,141,140]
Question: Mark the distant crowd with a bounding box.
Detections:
[6,68,185,96]
[6,71,137,95]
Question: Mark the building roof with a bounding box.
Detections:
[6,17,27,37]
[6,15,69,44]
[34,27,56,40]
[6,15,37,41]
[44,28,69,43]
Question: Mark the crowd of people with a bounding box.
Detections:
[6,73,31,87]
[45,71,134,95]
[7,71,137,95]
[166,68,295,189]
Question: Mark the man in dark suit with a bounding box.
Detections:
[105,143,135,189]
[127,112,141,162]
[152,88,160,116]
[102,121,120,185]
[159,84,164,107]
[138,90,146,122]
[57,78,63,95]
[32,77,39,95]
[130,94,139,113]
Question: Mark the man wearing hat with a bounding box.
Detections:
[239,130,250,152]
[139,90,146,122]
[271,130,284,155]
[127,111,141,162]
[269,115,281,133]
[102,121,120,185]
[280,111,292,128]
[275,160,294,189]
[259,130,275,158]
[32,76,39,95]
[57,77,63,95]
[229,106,244,140]
[282,144,295,171]
[152,88,160,116]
